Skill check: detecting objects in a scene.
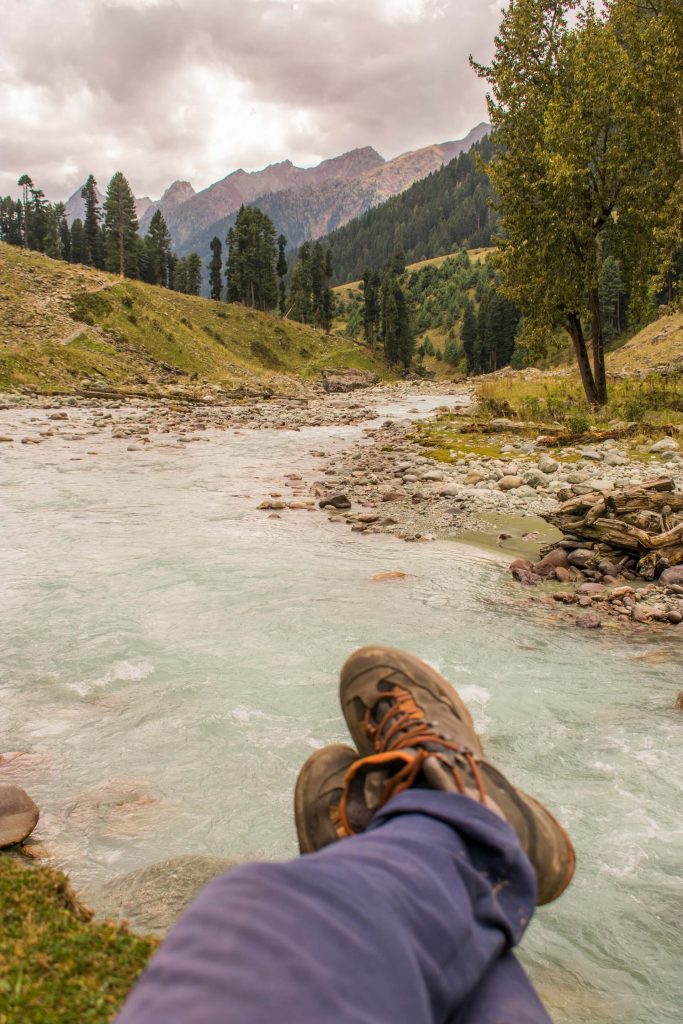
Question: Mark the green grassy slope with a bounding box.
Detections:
[0,244,388,394]
[0,855,156,1023]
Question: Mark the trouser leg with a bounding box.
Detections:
[450,952,552,1024]
[117,791,539,1024]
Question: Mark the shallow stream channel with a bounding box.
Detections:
[1,392,681,1023]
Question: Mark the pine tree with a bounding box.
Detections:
[70,219,86,263]
[58,204,71,262]
[461,300,478,374]
[362,268,381,351]
[0,197,23,245]
[27,187,48,251]
[146,210,172,286]
[104,172,139,278]
[289,241,313,323]
[17,174,32,248]
[186,253,202,296]
[276,234,288,314]
[81,175,103,268]
[44,203,67,260]
[227,206,278,310]
[170,255,184,292]
[209,237,223,300]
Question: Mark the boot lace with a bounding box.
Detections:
[363,687,487,804]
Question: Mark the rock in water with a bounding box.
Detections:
[319,493,351,510]
[100,854,238,934]
[660,566,683,586]
[0,783,39,847]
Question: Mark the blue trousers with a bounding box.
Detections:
[117,792,552,1023]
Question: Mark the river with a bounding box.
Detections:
[1,392,681,1023]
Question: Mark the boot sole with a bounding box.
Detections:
[340,645,484,757]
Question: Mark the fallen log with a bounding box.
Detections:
[591,517,683,551]
[535,425,638,447]
[605,491,683,514]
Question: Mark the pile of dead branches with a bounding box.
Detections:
[544,475,683,579]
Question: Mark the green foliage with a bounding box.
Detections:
[209,236,223,301]
[0,855,157,1023]
[319,137,498,283]
[473,0,683,405]
[225,205,278,311]
[81,175,103,269]
[288,241,334,331]
[103,172,139,278]
[144,210,172,287]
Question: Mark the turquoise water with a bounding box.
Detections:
[1,398,681,1022]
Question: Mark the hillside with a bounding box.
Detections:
[0,244,387,395]
[320,136,498,284]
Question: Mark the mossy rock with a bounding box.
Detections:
[0,854,157,1023]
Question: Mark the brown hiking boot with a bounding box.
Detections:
[338,645,575,905]
[294,744,357,854]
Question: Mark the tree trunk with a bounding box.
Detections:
[589,287,607,405]
[566,313,599,406]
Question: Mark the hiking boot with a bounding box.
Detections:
[294,744,357,854]
[339,645,575,905]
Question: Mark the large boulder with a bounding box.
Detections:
[321,369,378,393]
[100,854,237,934]
[0,783,39,847]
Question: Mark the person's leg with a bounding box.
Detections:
[450,953,552,1024]
[116,790,536,1024]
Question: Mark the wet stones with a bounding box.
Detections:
[0,783,39,847]
[318,493,351,510]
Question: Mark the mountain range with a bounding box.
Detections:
[64,123,490,261]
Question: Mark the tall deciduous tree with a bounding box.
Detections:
[104,172,139,278]
[473,0,683,405]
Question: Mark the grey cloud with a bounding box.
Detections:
[0,0,502,200]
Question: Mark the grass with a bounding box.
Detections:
[476,369,683,434]
[0,855,156,1023]
[0,244,389,394]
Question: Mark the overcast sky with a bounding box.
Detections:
[1,0,505,202]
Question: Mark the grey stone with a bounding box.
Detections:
[0,783,39,847]
[538,455,559,474]
[523,469,551,489]
[100,854,237,935]
[649,437,678,453]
